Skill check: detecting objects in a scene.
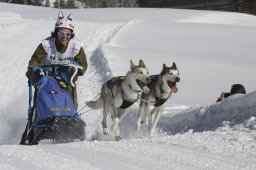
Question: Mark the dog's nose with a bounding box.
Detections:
[146,77,151,83]
[176,77,180,82]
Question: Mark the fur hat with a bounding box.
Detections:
[55,11,74,32]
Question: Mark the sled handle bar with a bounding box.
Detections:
[68,64,83,87]
[39,64,83,87]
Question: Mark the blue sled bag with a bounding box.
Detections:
[21,66,85,145]
[35,76,76,122]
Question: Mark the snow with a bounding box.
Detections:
[0,2,256,170]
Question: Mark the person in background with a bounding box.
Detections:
[216,84,246,102]
[27,11,87,109]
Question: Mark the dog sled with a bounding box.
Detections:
[20,64,86,145]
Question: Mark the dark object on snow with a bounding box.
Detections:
[216,84,246,102]
[230,84,246,95]
[20,65,86,145]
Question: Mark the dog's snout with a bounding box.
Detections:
[146,77,151,83]
[176,77,180,82]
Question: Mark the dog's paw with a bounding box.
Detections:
[115,136,121,141]
[103,128,110,135]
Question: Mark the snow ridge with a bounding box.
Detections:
[88,20,136,82]
[159,92,256,135]
[87,23,123,82]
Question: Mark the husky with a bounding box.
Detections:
[86,59,151,141]
[136,62,180,137]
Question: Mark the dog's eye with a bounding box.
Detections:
[140,71,143,74]
[170,72,173,75]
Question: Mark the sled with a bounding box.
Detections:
[20,64,86,145]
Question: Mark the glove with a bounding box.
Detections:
[72,61,84,76]
[58,67,73,84]
[26,69,32,86]
[30,67,47,86]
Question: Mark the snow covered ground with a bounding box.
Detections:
[0,3,256,170]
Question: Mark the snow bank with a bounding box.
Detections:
[159,91,256,134]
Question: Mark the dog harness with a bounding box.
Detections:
[154,86,171,107]
[107,78,137,109]
[154,96,170,107]
[119,91,136,109]
[145,75,171,107]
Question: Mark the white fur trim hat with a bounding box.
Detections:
[55,11,74,31]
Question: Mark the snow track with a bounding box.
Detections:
[83,20,135,82]
[0,145,100,170]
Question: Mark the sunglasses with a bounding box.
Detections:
[58,31,72,38]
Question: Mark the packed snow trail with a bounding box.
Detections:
[1,132,256,170]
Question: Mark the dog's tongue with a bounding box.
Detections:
[143,85,150,94]
[171,84,178,93]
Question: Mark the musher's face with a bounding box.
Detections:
[57,28,72,46]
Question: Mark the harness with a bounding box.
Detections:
[119,91,137,109]
[107,78,138,109]
[154,95,170,107]
[153,78,171,107]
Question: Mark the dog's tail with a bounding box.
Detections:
[85,97,103,109]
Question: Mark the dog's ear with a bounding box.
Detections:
[130,60,135,69]
[161,64,166,76]
[172,62,177,69]
[139,59,145,67]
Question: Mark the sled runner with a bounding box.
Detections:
[20,65,86,145]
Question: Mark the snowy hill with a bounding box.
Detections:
[0,2,256,170]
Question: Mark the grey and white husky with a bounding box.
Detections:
[86,59,151,140]
[136,62,180,137]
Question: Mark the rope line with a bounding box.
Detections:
[77,92,101,116]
